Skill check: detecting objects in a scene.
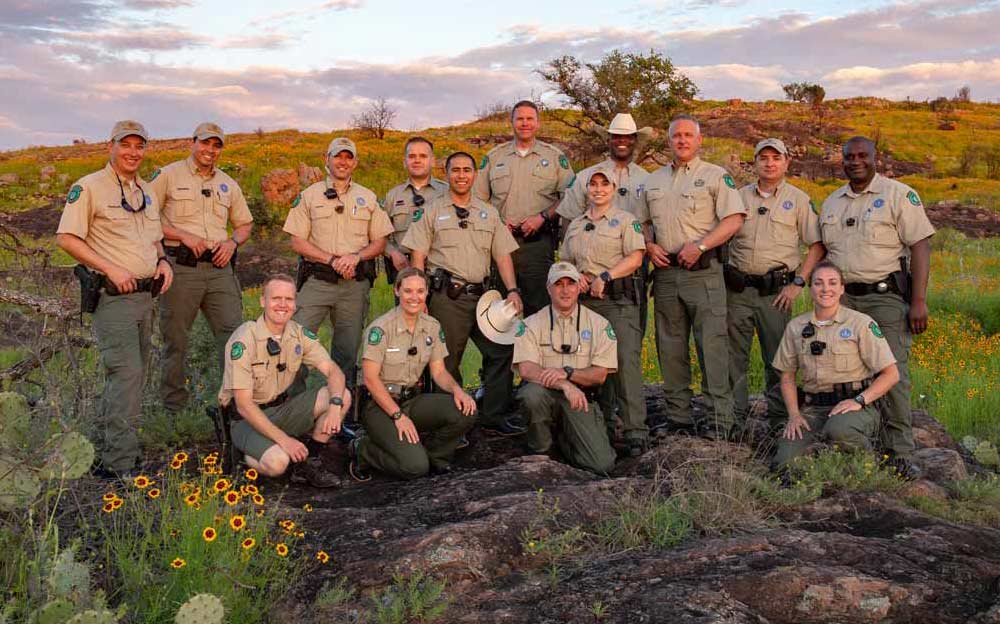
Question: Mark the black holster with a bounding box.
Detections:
[295,257,309,291]
[894,257,911,304]
[74,264,102,314]
[723,264,746,293]
[430,268,450,293]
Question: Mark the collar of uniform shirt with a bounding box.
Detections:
[809,307,848,326]
[670,156,702,172]
[325,176,354,194]
[754,179,786,198]
[504,141,541,157]
[840,173,884,198]
[185,154,216,178]
[255,315,291,343]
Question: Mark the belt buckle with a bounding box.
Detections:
[875,281,889,294]
[804,394,813,405]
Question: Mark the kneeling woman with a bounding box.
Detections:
[772,261,899,469]
[350,268,477,481]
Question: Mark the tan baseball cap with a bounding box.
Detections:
[585,167,616,186]
[110,120,148,143]
[754,138,788,157]
[193,122,225,144]
[547,261,582,285]
[326,137,357,157]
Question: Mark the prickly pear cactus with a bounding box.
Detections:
[175,593,224,624]
[40,432,95,480]
[974,440,1000,467]
[0,391,31,450]
[65,610,117,624]
[0,457,41,511]
[47,548,90,605]
[31,599,75,624]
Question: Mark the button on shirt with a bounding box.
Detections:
[400,195,519,284]
[361,307,449,387]
[513,304,618,372]
[382,178,449,253]
[57,163,163,278]
[219,317,332,406]
[730,180,821,276]
[149,156,253,247]
[559,208,646,275]
[557,160,649,221]
[637,157,747,254]
[473,141,575,223]
[819,173,936,283]
[772,307,896,393]
[283,178,393,256]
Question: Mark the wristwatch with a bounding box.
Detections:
[792,275,806,287]
[156,256,168,265]
[329,395,344,407]
[563,366,574,381]
[696,243,709,254]
[389,410,403,421]
[231,236,240,248]
[599,271,612,284]
[853,394,867,407]
[508,287,522,295]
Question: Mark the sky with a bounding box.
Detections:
[2,0,1000,149]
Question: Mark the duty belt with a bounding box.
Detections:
[802,379,871,407]
[104,277,161,296]
[165,245,215,264]
[663,248,718,271]
[258,392,289,411]
[580,273,640,304]
[724,264,792,296]
[844,279,901,297]
[385,384,420,401]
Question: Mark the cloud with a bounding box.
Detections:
[248,0,363,27]
[823,59,1000,99]
[54,27,208,50]
[215,34,291,50]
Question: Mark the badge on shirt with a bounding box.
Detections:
[839,328,853,339]
[292,194,301,208]
[144,194,152,205]
[480,210,488,219]
[873,198,885,208]
[220,183,229,193]
[609,218,619,227]
[149,169,161,181]
[303,328,318,340]
[515,321,526,337]
[782,200,793,211]
[230,342,244,360]
[67,185,83,204]
[295,344,302,355]
[438,214,451,220]
[357,197,366,207]
[540,159,549,167]
[694,179,705,188]
[479,155,489,170]
[869,322,885,338]
[906,190,921,206]
[723,174,736,189]
[581,329,592,341]
[559,155,569,170]
[412,208,424,222]
[605,324,617,340]
[636,184,645,195]
[368,327,384,345]
[439,327,446,341]
[425,336,433,346]
[632,221,642,233]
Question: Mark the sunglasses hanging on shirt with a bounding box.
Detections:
[455,206,470,229]
[114,172,147,213]
[410,187,425,207]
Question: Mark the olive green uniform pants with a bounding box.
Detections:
[519,383,615,474]
[93,292,154,472]
[726,287,790,432]
[582,297,647,443]
[845,292,914,458]
[651,262,734,431]
[773,403,878,469]
[428,291,513,427]
[292,277,371,390]
[230,388,320,461]
[159,261,243,410]
[512,237,554,317]
[358,393,473,479]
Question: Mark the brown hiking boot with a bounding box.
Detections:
[290,457,342,488]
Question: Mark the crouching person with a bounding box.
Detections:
[219,274,351,487]
[349,268,477,481]
[513,262,618,475]
[772,261,899,469]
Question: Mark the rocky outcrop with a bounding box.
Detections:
[260,169,299,206]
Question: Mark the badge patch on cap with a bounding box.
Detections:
[873,198,885,208]
[839,327,853,339]
[220,183,229,193]
[581,329,592,341]
[782,200,794,210]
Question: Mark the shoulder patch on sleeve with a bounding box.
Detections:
[723,174,736,189]
[515,321,526,338]
[559,155,570,170]
[67,184,83,204]
[367,326,384,345]
[149,168,161,181]
[230,341,245,360]
[303,327,318,340]
[567,175,576,188]
[906,190,921,206]
[479,155,489,170]
[605,324,617,340]
[632,220,642,233]
[439,327,446,342]
[869,321,885,339]
[292,193,301,208]
[810,199,819,215]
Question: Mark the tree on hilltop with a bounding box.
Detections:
[352,96,397,140]
[782,82,826,107]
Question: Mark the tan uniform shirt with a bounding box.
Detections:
[400,195,519,284]
[556,159,649,221]
[637,157,747,254]
[361,307,449,387]
[149,156,253,247]
[819,174,936,283]
[773,307,896,393]
[473,140,575,223]
[57,163,163,278]
[559,208,646,275]
[219,316,331,406]
[513,304,618,372]
[283,178,393,256]
[730,180,821,275]
[382,177,449,254]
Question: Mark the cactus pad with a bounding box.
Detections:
[175,593,224,624]
[0,457,41,511]
[32,599,75,624]
[41,432,95,480]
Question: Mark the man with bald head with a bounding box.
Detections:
[819,136,934,479]
[637,114,747,439]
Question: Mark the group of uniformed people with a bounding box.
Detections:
[58,99,934,485]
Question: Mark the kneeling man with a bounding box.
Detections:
[219,274,351,487]
[513,262,618,474]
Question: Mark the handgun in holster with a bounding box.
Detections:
[73,264,102,314]
[893,257,912,304]
[430,268,449,293]
[295,256,310,292]
[173,245,201,267]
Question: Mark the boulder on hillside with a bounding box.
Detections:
[297,162,323,187]
[260,169,299,206]
[913,447,969,483]
[0,173,19,186]
[39,165,56,181]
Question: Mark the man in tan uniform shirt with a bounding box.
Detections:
[727,138,825,433]
[381,137,449,286]
[819,136,935,478]
[56,120,174,477]
[150,122,253,411]
[474,100,575,316]
[514,262,618,474]
[283,136,393,394]
[402,151,524,434]
[220,274,349,488]
[638,114,747,438]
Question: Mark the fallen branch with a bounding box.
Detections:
[0,288,77,320]
[0,335,92,382]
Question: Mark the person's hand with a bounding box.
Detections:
[578,273,593,292]
[389,249,409,271]
[909,299,929,335]
[506,291,523,315]
[773,284,802,313]
[590,275,607,299]
[506,219,519,234]
[318,406,343,436]
[646,242,671,268]
[782,412,811,440]
[538,367,568,388]
[519,213,547,237]
[676,242,703,269]
[154,259,174,293]
[278,435,308,462]
[212,239,237,267]
[395,414,420,444]
[830,398,863,416]
[332,253,360,278]
[560,382,588,412]
[182,233,210,257]
[106,265,137,294]
[453,390,477,416]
